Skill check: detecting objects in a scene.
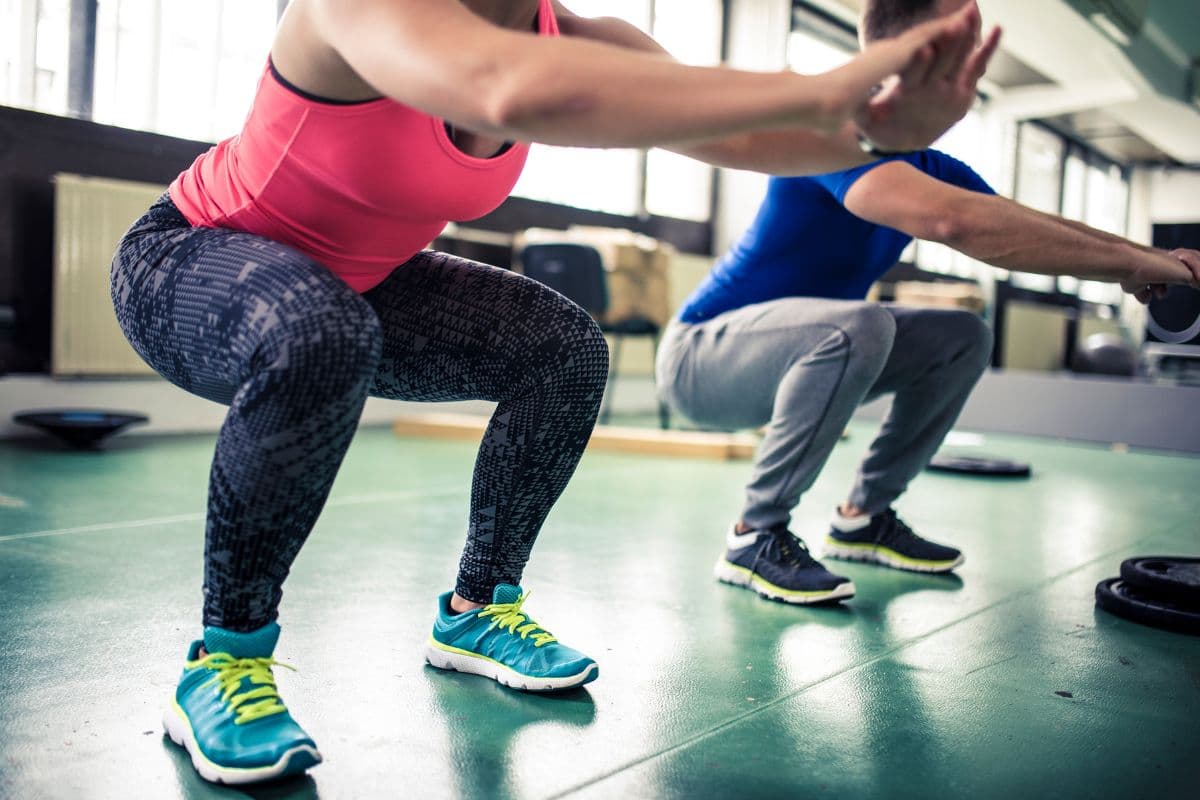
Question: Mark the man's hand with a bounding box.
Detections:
[853,4,1001,152]
[1120,248,1200,304]
[1124,283,1169,305]
[1172,249,1200,288]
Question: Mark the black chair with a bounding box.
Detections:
[518,242,670,429]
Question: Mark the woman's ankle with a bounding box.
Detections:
[449,592,485,614]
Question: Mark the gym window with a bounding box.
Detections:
[0,0,724,226]
[513,0,723,221]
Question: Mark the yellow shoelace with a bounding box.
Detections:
[477,592,557,647]
[194,653,295,724]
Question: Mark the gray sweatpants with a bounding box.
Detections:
[655,298,992,531]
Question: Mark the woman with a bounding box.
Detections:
[111,0,998,785]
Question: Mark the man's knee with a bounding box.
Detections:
[841,304,897,369]
[954,311,994,371]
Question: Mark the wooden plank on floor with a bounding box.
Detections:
[391,412,759,460]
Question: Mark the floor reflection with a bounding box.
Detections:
[162,736,321,800]
[423,667,597,800]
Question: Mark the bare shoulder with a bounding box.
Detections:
[272,0,336,63]
[551,0,668,53]
[550,0,579,22]
[270,0,389,101]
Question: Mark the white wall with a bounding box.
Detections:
[1144,166,1200,224]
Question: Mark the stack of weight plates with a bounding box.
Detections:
[1095,558,1200,636]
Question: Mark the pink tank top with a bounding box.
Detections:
[170,0,559,292]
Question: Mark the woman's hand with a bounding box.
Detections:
[832,2,1001,153]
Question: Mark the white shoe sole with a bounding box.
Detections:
[424,639,598,692]
[162,701,322,786]
[822,540,964,574]
[713,558,855,604]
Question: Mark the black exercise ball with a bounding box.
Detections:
[1071,333,1138,377]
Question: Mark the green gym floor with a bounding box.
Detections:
[1,420,1197,799]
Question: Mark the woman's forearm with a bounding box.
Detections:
[318,0,977,151]
[485,40,850,148]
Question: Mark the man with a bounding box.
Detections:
[656,0,1200,605]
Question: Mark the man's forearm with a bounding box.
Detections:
[1054,216,1160,257]
[947,196,1176,283]
[669,120,871,175]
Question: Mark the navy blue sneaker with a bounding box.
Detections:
[714,525,855,604]
[824,509,963,573]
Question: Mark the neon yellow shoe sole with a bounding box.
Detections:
[713,558,856,604]
[822,538,964,574]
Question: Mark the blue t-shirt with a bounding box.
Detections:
[677,149,994,323]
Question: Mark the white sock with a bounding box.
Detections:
[831,508,871,532]
[726,524,763,550]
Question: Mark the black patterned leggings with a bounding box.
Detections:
[111,196,608,631]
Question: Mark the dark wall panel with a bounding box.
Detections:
[1147,223,1200,347]
[0,106,209,373]
[1152,223,1200,250]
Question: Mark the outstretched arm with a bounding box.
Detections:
[551,1,999,173]
[842,161,1200,302]
[309,0,993,157]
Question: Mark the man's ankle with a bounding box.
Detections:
[839,503,868,519]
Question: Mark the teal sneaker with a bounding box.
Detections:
[162,622,322,785]
[425,584,599,692]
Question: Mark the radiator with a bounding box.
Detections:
[52,173,165,376]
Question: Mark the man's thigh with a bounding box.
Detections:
[667,297,882,428]
[866,305,990,399]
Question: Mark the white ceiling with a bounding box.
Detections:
[802,0,1200,165]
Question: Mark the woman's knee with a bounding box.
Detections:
[541,302,610,388]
